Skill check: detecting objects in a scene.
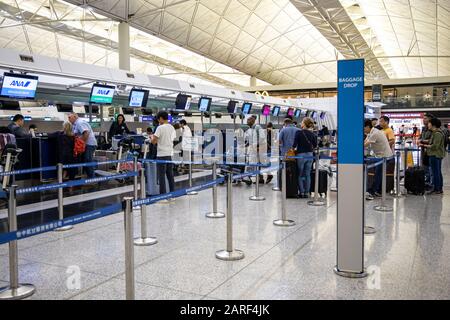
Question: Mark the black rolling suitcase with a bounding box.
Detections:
[404,166,425,195]
[284,161,299,198]
[310,169,328,196]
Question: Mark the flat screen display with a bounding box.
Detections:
[84,105,99,114]
[89,84,115,105]
[261,105,271,116]
[242,102,252,115]
[56,104,73,113]
[294,109,301,118]
[287,108,294,117]
[141,108,153,115]
[0,100,21,110]
[227,100,238,113]
[128,89,149,108]
[198,97,212,112]
[320,112,326,119]
[122,107,134,115]
[272,106,280,116]
[175,93,192,110]
[1,73,39,100]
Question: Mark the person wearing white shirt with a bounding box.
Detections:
[244,115,267,185]
[364,119,393,199]
[151,111,176,197]
[180,119,193,164]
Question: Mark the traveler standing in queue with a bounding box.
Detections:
[58,122,77,181]
[278,118,299,187]
[180,119,193,164]
[364,119,393,200]
[420,118,446,195]
[244,115,267,184]
[379,116,396,150]
[151,111,176,200]
[108,114,130,139]
[68,112,97,178]
[8,114,30,138]
[420,113,434,188]
[293,117,317,198]
[265,122,274,184]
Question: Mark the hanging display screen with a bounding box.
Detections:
[261,105,271,116]
[128,89,149,108]
[89,84,115,105]
[242,102,252,115]
[272,106,280,116]
[1,73,39,100]
[198,97,212,112]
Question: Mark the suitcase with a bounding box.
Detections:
[93,155,109,171]
[145,162,169,196]
[367,160,395,193]
[310,169,328,196]
[404,166,425,195]
[285,161,299,198]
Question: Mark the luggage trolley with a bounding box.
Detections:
[1,144,23,190]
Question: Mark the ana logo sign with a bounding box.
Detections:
[98,90,110,95]
[10,80,31,88]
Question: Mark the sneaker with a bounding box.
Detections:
[243,178,252,186]
[374,192,382,197]
[365,193,374,201]
[266,175,273,184]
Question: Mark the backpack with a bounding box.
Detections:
[441,127,449,149]
[73,136,86,157]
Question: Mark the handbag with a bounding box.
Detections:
[285,148,296,161]
[73,136,86,157]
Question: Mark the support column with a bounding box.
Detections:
[118,22,130,71]
[250,76,257,87]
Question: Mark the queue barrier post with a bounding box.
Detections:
[132,156,140,211]
[0,185,36,300]
[187,153,198,196]
[249,165,265,201]
[273,161,295,227]
[392,151,405,198]
[363,163,376,235]
[216,172,244,261]
[134,167,158,246]
[54,163,73,232]
[308,148,326,207]
[374,158,393,212]
[123,197,135,300]
[205,160,225,219]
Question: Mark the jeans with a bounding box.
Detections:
[429,156,443,192]
[83,145,96,178]
[367,158,382,195]
[157,156,175,195]
[297,152,313,195]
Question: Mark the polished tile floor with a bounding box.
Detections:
[1,159,449,300]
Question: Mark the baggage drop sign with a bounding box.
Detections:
[336,59,366,277]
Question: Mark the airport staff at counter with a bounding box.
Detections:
[108,114,130,139]
[68,112,97,178]
[7,114,30,138]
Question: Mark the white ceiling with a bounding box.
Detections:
[0,0,448,87]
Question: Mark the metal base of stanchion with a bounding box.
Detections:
[272,187,281,191]
[391,193,405,198]
[215,249,244,261]
[373,205,393,212]
[364,226,376,235]
[333,267,368,279]
[0,284,36,300]
[330,187,337,192]
[133,206,140,211]
[54,225,73,232]
[134,237,158,246]
[205,212,225,219]
[249,196,265,201]
[273,219,295,227]
[187,191,198,196]
[307,200,326,206]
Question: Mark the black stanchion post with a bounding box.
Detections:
[216,173,244,261]
[0,185,36,300]
[54,163,73,232]
[123,197,135,300]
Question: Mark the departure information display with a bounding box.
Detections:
[1,73,39,99]
[90,84,115,104]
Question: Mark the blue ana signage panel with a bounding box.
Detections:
[337,59,364,165]
[1,73,39,99]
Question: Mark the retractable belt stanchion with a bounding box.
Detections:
[134,168,157,246]
[132,156,139,211]
[205,160,225,219]
[216,172,244,261]
[374,157,393,212]
[393,151,405,198]
[249,165,265,201]
[123,197,135,300]
[273,161,295,227]
[187,152,198,196]
[0,185,36,300]
[54,163,73,232]
[363,163,376,235]
[308,149,326,207]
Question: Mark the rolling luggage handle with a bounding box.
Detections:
[308,147,326,207]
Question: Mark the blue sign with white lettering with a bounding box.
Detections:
[337,59,364,165]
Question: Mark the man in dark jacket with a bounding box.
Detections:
[7,114,30,138]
